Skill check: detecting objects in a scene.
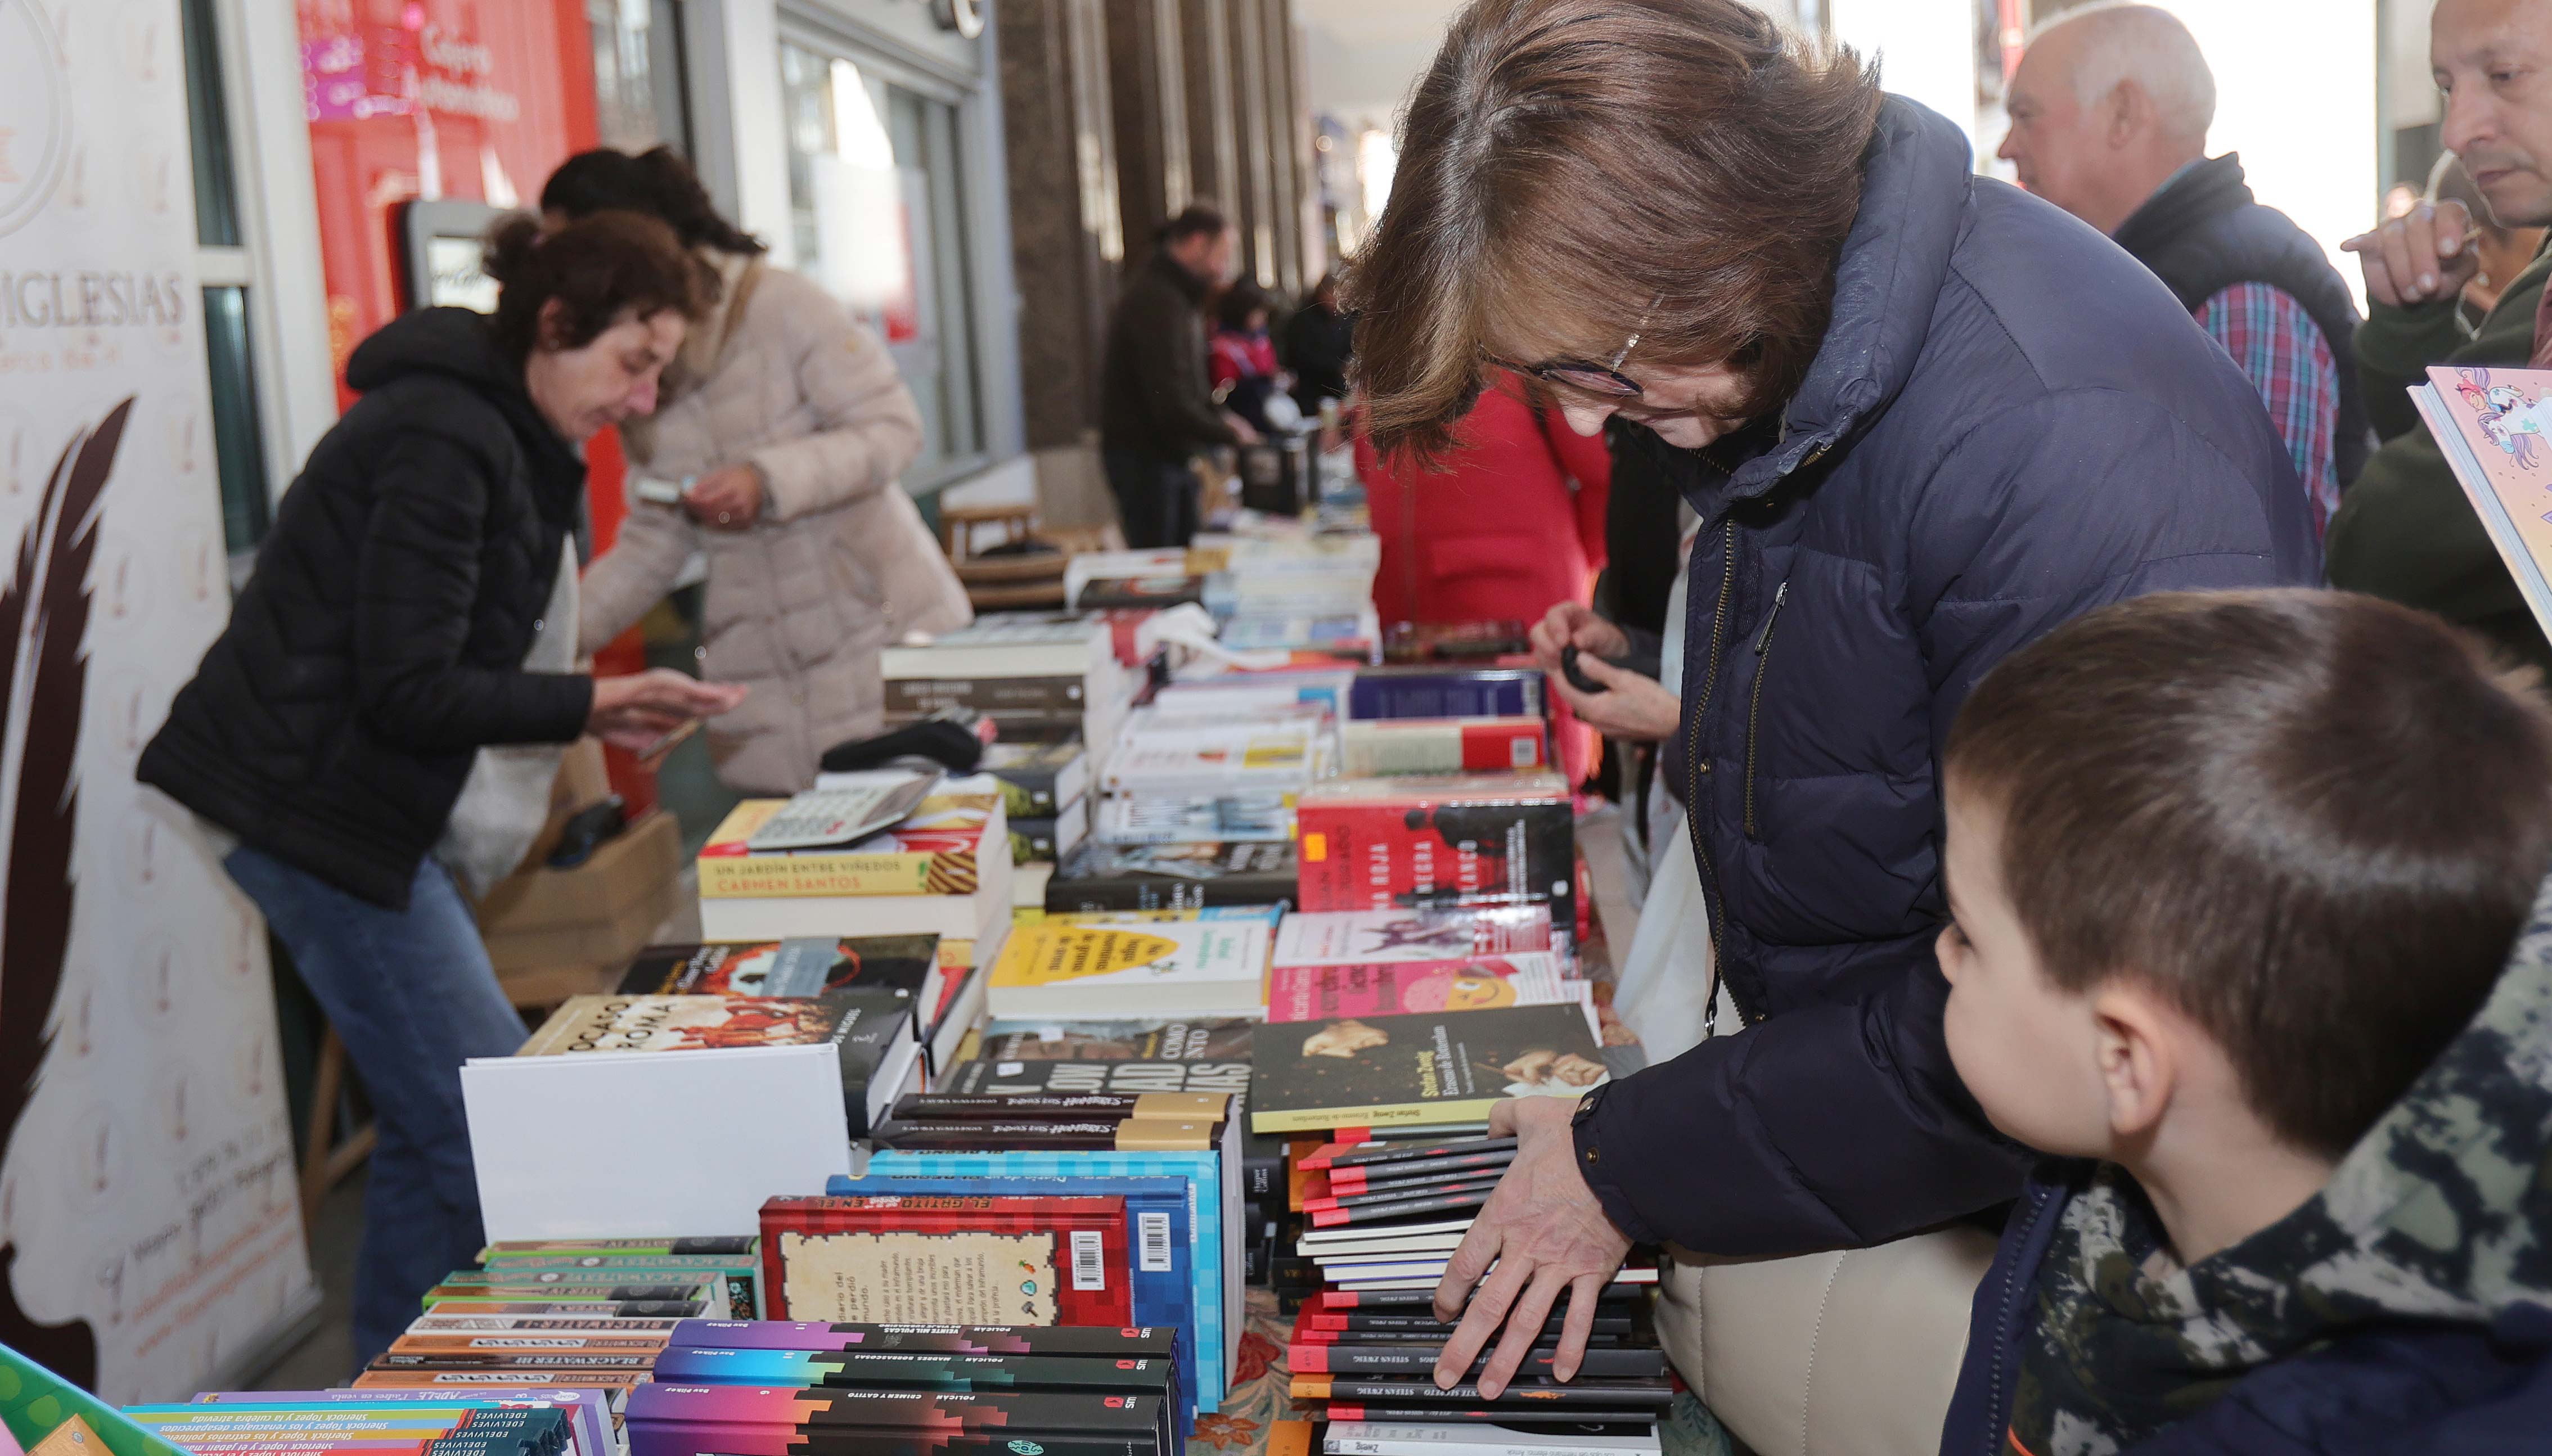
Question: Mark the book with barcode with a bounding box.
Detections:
[1340,718,1548,776]
[757,1194,1132,1328]
[826,1173,1199,1428]
[852,1147,1238,1413]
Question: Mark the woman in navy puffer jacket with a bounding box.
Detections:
[1344,0,2321,1395]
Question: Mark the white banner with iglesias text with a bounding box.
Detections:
[0,0,316,1401]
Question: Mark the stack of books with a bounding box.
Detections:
[1278,1137,1669,1455]
[460,986,922,1238]
[1093,705,1335,849]
[627,1321,1188,1456]
[884,612,1148,771]
[134,1390,614,1456]
[692,774,1014,1065]
[983,738,1092,910]
[353,1236,760,1390]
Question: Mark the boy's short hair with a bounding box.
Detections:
[1943,589,2552,1159]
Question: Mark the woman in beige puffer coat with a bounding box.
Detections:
[549,148,930,794]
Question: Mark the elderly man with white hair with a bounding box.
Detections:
[2000,1,2367,537]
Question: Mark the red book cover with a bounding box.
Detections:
[1293,774,1573,926]
[757,1194,1132,1329]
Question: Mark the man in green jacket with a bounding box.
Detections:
[2328,0,2552,673]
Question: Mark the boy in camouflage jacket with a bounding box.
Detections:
[1930,589,2552,1455]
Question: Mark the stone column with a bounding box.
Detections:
[997,0,1124,449]
[1106,0,1194,258]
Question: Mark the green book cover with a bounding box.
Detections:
[0,1344,181,1456]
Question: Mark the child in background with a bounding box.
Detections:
[1933,589,2552,1454]
[1210,282,1286,436]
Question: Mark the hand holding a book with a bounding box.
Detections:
[1429,1093,1632,1399]
[588,669,748,751]
[2343,200,2478,310]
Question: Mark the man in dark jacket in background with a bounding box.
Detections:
[2328,0,2552,674]
[1345,0,2316,1395]
[1099,205,1254,547]
[2000,3,2368,533]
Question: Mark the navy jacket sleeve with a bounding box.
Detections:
[354,432,595,753]
[1575,391,2317,1255]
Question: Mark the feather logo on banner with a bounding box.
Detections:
[0,395,132,1389]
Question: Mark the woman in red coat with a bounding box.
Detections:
[1360,371,1612,628]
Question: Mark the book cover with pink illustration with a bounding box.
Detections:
[1263,953,1570,1024]
[1270,907,1555,967]
[2415,366,2552,635]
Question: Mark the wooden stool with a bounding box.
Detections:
[298,1030,375,1232]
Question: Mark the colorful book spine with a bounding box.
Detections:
[758,1195,1133,1328]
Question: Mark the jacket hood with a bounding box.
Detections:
[1723,93,1973,503]
[344,306,585,503]
[2003,866,2552,1452]
[2288,864,2552,1327]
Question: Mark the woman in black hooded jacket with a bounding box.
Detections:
[140,212,742,1366]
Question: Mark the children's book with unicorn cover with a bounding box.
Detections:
[2413,366,2552,636]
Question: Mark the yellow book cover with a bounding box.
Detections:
[697,793,999,899]
[986,919,1271,1018]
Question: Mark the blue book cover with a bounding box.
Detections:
[858,1142,1237,1413]
[829,1171,1196,1428]
[1348,668,1543,722]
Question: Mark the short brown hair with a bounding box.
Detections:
[1348,0,1881,462]
[1945,590,2552,1158]
[484,211,714,363]
[1161,204,1230,247]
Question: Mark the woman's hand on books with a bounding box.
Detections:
[1429,1094,1632,1399]
[587,669,748,751]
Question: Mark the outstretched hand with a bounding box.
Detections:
[1430,1094,1634,1399]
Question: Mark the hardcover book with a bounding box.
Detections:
[2411,364,2552,640]
[757,1194,1132,1328]
[1347,668,1546,722]
[1294,774,1574,928]
[1008,796,1090,865]
[1340,718,1547,776]
[1264,954,1570,1023]
[1248,1004,1609,1134]
[1047,841,1299,912]
[942,1018,1254,1099]
[986,919,1273,1020]
[825,1173,1199,1428]
[859,1146,1238,1412]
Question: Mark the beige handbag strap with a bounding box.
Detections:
[717,259,765,362]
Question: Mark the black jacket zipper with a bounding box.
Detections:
[1743,580,1789,840]
[1683,519,1737,976]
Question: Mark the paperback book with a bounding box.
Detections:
[615,935,939,1000]
[986,917,1274,1020]
[1340,718,1547,776]
[1264,954,1570,1023]
[1295,774,1574,928]
[1272,909,1555,967]
[1047,841,1299,912]
[1249,1004,1609,1134]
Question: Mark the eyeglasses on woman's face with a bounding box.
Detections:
[1486,302,1658,398]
